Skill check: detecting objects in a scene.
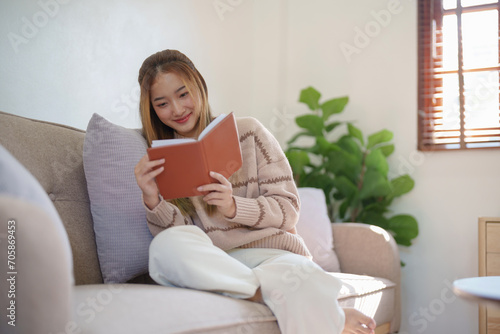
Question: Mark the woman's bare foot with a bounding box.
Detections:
[342,308,376,334]
[245,287,263,303]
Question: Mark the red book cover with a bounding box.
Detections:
[147,112,242,200]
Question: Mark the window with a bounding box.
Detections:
[418,0,500,150]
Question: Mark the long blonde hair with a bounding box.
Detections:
[138,49,215,216]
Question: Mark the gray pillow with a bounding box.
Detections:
[83,113,152,283]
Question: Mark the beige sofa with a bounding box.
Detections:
[0,111,401,334]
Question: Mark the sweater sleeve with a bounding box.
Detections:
[143,195,193,237]
[226,118,300,231]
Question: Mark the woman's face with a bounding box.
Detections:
[150,71,200,138]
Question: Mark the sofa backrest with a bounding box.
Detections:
[0,111,103,285]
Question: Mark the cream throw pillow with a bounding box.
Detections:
[296,187,340,272]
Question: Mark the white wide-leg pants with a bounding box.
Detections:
[149,225,346,334]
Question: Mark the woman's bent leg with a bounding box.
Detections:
[148,225,259,299]
[151,230,348,333]
[253,251,345,334]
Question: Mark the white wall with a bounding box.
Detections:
[2,0,500,333]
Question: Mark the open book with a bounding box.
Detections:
[147,112,243,200]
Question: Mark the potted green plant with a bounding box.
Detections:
[285,86,419,247]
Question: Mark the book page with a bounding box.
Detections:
[150,113,228,147]
[151,138,196,148]
[198,113,227,140]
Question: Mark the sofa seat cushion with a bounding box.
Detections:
[72,284,280,334]
[333,272,396,327]
[73,271,395,334]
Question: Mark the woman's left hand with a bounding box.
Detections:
[197,171,236,218]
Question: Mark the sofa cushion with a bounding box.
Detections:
[73,272,395,334]
[0,145,65,230]
[295,187,340,272]
[0,111,101,285]
[83,113,153,283]
[73,284,280,334]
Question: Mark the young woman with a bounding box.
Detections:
[134,49,376,334]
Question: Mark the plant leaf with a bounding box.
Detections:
[338,199,350,220]
[302,172,334,186]
[320,96,349,120]
[359,169,392,199]
[387,214,419,246]
[337,135,363,160]
[379,144,395,157]
[365,148,389,176]
[285,150,310,176]
[327,150,361,183]
[295,114,324,136]
[390,174,415,198]
[299,87,321,111]
[347,123,364,146]
[362,200,390,215]
[358,211,389,229]
[367,129,393,149]
[325,121,342,133]
[316,136,338,155]
[333,176,358,199]
[286,131,314,145]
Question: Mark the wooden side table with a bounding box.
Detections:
[479,217,500,334]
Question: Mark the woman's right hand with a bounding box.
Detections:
[134,154,165,210]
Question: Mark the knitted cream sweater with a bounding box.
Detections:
[144,116,311,258]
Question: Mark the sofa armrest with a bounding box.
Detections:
[332,223,400,280]
[0,196,74,334]
[332,222,401,332]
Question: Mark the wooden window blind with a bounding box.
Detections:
[418,0,500,150]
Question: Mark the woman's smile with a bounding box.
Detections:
[174,112,192,124]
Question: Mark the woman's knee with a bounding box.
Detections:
[257,254,339,298]
[150,225,205,251]
[149,226,208,280]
